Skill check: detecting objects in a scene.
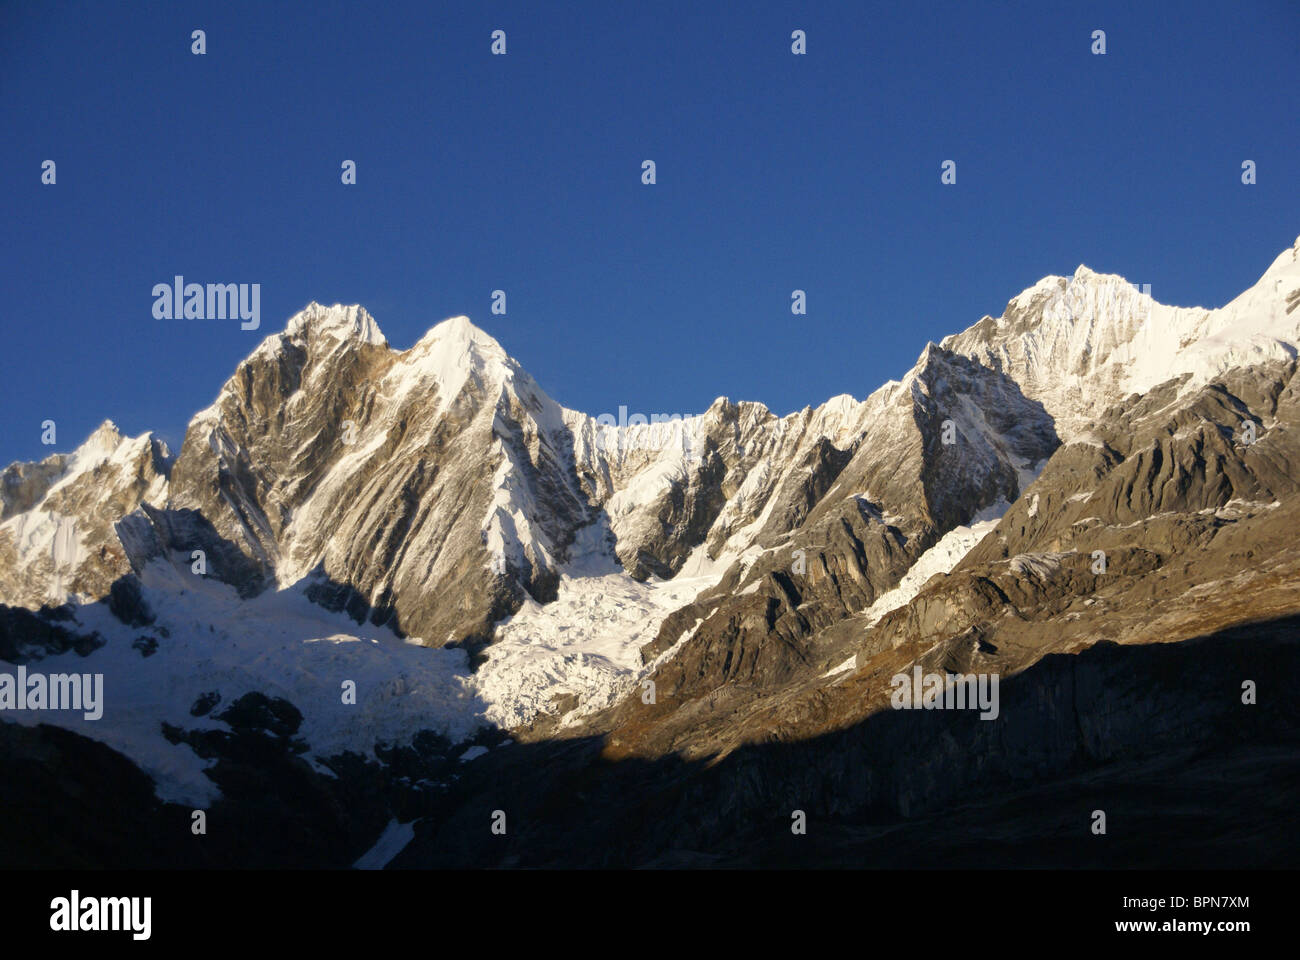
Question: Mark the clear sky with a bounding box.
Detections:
[2,0,1297,467]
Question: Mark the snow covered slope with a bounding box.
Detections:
[943,235,1300,439]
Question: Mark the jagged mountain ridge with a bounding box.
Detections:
[3,237,1299,655]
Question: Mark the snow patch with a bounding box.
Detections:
[861,504,1009,626]
[353,818,416,870]
[821,656,857,679]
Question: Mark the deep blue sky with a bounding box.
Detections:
[2,0,1297,466]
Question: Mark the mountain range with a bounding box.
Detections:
[3,235,1299,868]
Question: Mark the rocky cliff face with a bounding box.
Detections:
[565,330,1300,779]
[165,307,601,648]
[633,343,1059,704]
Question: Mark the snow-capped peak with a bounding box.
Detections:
[412,315,507,361]
[67,419,162,475]
[916,341,942,364]
[80,419,124,456]
[942,235,1300,440]
[285,302,387,346]
[388,316,516,417]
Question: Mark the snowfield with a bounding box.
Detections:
[13,540,723,805]
[8,559,481,805]
[480,564,719,728]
